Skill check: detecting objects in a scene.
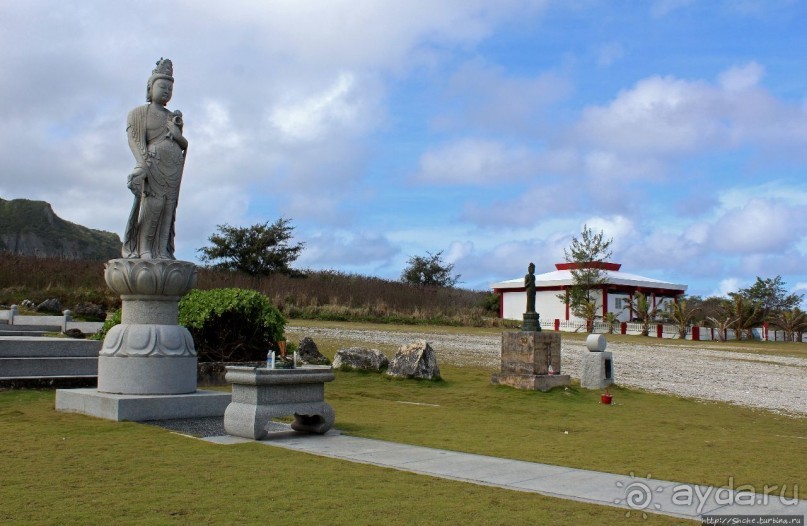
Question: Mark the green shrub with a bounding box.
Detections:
[92,308,122,340]
[178,288,285,362]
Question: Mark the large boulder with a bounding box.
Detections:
[297,337,331,365]
[73,302,107,321]
[387,340,441,380]
[333,347,389,372]
[36,298,61,313]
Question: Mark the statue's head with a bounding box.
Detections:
[146,58,174,103]
[528,262,535,273]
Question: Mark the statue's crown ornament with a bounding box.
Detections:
[150,57,174,82]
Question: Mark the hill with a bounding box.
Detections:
[0,197,121,260]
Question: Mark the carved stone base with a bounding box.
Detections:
[98,356,197,394]
[96,258,198,395]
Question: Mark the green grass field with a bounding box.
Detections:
[2,321,804,524]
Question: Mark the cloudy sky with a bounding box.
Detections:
[1,1,806,300]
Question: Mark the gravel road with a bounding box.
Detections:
[288,325,807,417]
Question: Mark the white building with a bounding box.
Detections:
[491,262,687,325]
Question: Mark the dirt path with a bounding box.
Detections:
[288,325,807,417]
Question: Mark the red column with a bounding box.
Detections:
[554,319,560,331]
[499,292,503,319]
[602,287,608,318]
[656,324,663,338]
[692,326,700,341]
[763,322,769,341]
[620,322,627,335]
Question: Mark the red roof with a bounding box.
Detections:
[554,262,622,271]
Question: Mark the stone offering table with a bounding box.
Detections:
[224,366,335,440]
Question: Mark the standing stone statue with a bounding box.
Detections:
[122,58,188,259]
[525,262,536,313]
[522,262,540,332]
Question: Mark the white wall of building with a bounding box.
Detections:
[502,289,678,323]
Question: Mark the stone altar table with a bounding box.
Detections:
[224,366,335,440]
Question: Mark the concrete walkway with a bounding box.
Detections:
[202,428,805,521]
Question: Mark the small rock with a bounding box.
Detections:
[63,328,85,339]
[36,298,61,313]
[387,340,441,380]
[297,337,331,365]
[333,347,389,372]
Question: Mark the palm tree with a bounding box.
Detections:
[707,314,737,342]
[725,294,762,341]
[603,311,619,334]
[772,307,807,342]
[628,291,656,337]
[577,300,599,333]
[662,297,701,339]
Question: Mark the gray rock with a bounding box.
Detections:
[297,336,331,365]
[73,302,107,321]
[387,340,441,380]
[333,347,388,372]
[36,298,61,313]
[63,328,86,339]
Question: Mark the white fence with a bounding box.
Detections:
[538,317,806,342]
[0,307,103,334]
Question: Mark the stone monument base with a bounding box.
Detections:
[580,350,614,389]
[98,355,197,395]
[491,331,571,391]
[55,388,230,422]
[491,373,571,392]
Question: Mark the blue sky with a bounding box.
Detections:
[1,1,805,302]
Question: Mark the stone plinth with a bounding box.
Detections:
[522,312,540,332]
[491,331,570,392]
[580,350,614,389]
[55,258,222,421]
[224,366,335,440]
[98,258,197,395]
[56,388,230,421]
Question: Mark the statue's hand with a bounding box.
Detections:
[127,169,145,196]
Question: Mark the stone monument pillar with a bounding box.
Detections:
[98,259,198,394]
[492,262,570,392]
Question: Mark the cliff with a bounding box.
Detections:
[0,197,121,260]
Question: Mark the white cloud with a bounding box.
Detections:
[718,62,764,92]
[582,215,636,248]
[576,64,807,159]
[710,198,804,254]
[414,139,541,185]
[461,184,583,226]
[298,231,399,269]
[712,277,744,298]
[268,72,369,143]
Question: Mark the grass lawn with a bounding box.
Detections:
[2,322,804,524]
[0,390,690,525]
[285,325,806,496]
